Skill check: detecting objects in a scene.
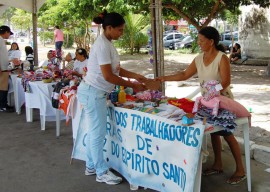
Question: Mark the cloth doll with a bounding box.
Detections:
[192,80,251,124]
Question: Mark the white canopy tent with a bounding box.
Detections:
[0,0,46,65]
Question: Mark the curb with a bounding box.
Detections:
[234,137,270,166]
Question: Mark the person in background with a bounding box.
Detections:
[39,50,58,68]
[0,25,17,112]
[8,42,21,62]
[72,48,88,77]
[25,46,34,71]
[53,26,64,58]
[156,26,246,185]
[229,43,241,63]
[62,52,75,70]
[77,11,146,185]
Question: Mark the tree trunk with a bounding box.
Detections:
[239,5,270,60]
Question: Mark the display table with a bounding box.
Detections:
[24,81,65,136]
[10,74,25,114]
[70,102,251,192]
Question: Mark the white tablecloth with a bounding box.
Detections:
[10,75,25,114]
[25,81,65,121]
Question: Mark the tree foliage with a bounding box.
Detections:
[116,13,149,54]
[120,0,270,30]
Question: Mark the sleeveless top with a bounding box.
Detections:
[195,51,233,99]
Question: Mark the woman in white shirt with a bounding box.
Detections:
[8,42,21,61]
[77,11,146,185]
[72,48,88,77]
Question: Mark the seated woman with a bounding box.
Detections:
[39,50,59,68]
[8,42,21,62]
[62,52,75,70]
[72,48,88,78]
[229,43,241,63]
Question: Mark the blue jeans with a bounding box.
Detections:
[55,41,63,57]
[77,81,109,176]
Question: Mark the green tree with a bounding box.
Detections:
[119,0,269,31]
[10,9,32,36]
[116,13,149,54]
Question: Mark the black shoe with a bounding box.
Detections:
[0,107,15,113]
[6,105,14,110]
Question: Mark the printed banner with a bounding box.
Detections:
[72,106,205,192]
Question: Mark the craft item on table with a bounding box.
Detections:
[168,98,195,113]
[192,80,251,126]
[126,94,136,102]
[6,62,19,72]
[110,89,118,103]
[195,106,237,131]
[22,60,31,71]
[118,86,127,103]
[140,107,159,114]
[125,87,133,95]
[136,90,152,101]
[63,69,73,79]
[35,68,44,81]
[182,113,195,126]
[52,80,70,109]
[155,104,186,120]
[59,86,77,125]
[150,98,160,107]
[42,70,53,83]
[150,90,163,99]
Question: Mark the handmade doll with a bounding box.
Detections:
[192,80,251,120]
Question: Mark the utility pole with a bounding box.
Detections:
[150,0,165,94]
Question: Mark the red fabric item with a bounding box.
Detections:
[168,98,195,113]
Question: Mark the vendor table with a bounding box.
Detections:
[70,101,251,192]
[10,74,25,114]
[24,81,65,136]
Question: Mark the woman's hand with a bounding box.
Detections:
[133,83,146,92]
[134,74,147,83]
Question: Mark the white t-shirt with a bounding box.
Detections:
[84,33,120,92]
[73,59,88,74]
[0,37,9,70]
[8,50,21,60]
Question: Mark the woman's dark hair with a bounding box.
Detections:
[235,43,241,49]
[93,10,125,30]
[25,46,33,55]
[76,48,88,59]
[10,42,19,50]
[199,26,225,52]
[55,26,60,29]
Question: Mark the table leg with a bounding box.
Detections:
[194,152,202,192]
[56,109,60,137]
[40,115,45,131]
[243,123,251,192]
[26,107,33,122]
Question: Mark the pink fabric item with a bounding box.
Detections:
[54,29,64,42]
[193,95,251,127]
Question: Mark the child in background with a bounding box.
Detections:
[25,46,34,71]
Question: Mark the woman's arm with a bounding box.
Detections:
[119,67,147,83]
[100,64,145,91]
[156,59,197,82]
[219,54,231,92]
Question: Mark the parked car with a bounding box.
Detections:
[219,31,238,51]
[163,32,185,49]
[174,35,194,49]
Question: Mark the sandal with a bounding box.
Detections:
[202,168,223,176]
[226,175,247,185]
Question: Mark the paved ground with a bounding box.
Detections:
[1,46,270,191]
